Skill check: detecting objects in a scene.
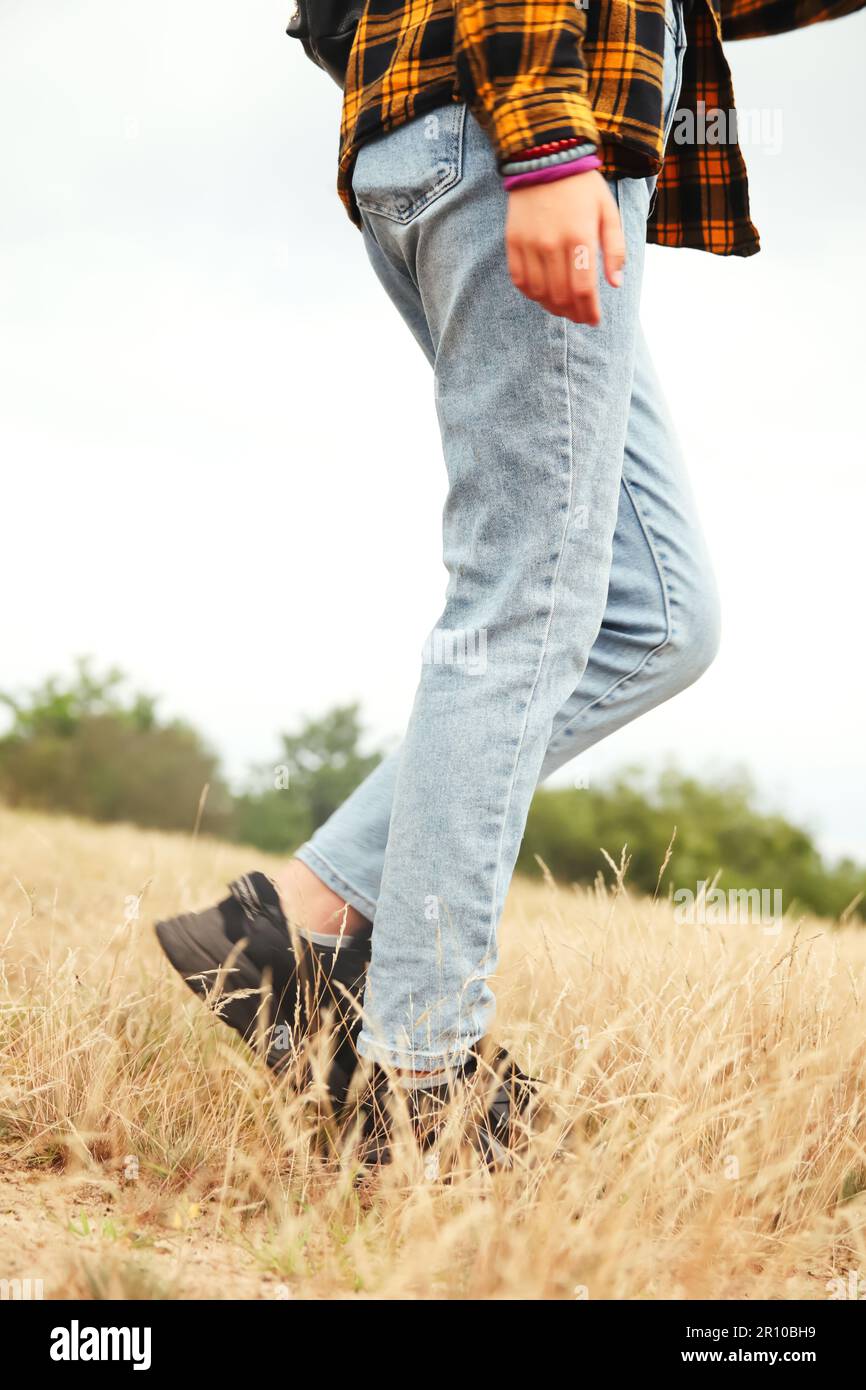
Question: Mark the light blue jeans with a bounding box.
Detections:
[297,0,714,1069]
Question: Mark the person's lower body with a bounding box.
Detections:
[155,0,712,1133]
[294,328,720,943]
[288,0,712,1073]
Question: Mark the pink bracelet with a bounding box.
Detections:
[502,153,602,191]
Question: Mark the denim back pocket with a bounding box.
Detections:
[352,101,466,224]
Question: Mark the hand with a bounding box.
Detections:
[505,170,625,326]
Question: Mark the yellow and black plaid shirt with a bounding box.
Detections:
[338,0,863,255]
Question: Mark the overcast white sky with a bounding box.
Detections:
[1,1,864,860]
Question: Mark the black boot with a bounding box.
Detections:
[353,1044,539,1174]
[155,871,369,1105]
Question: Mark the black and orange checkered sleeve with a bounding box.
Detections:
[452,0,601,165]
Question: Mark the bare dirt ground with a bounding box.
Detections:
[0,1169,282,1300]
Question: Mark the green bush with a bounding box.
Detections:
[0,659,232,835]
[518,767,865,921]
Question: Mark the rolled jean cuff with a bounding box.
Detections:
[355,1028,480,1073]
[293,843,377,922]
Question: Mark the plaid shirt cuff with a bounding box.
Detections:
[481,88,601,171]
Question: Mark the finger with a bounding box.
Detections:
[542,241,572,317]
[506,239,527,295]
[522,245,548,303]
[569,238,600,326]
[600,195,626,289]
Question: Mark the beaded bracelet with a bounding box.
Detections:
[501,142,597,176]
[502,153,602,191]
[513,136,592,160]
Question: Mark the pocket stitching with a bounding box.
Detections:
[354,104,466,225]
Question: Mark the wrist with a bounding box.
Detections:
[502,140,597,177]
[503,153,602,192]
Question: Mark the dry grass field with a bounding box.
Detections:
[1,803,866,1301]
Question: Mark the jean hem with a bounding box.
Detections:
[293,844,377,922]
[356,1028,481,1072]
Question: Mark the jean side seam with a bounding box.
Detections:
[622,472,678,640]
[552,633,670,738]
[549,472,677,738]
[484,314,577,965]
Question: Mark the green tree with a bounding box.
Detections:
[233,704,383,853]
[0,658,232,835]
